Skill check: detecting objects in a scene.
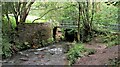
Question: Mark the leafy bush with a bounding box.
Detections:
[106,40,119,47]
[66,43,97,65]
[101,34,119,47]
[47,37,54,44]
[2,16,17,58]
[9,16,16,28]
[15,42,30,50]
[2,36,12,58]
[2,16,16,29]
[67,43,86,65]
[38,38,54,47]
[108,58,120,67]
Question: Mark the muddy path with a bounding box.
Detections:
[2,42,69,65]
[75,37,119,65]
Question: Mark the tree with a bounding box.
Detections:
[77,2,81,42]
[32,2,77,23]
[30,2,96,42]
[78,1,95,42]
[2,0,35,27]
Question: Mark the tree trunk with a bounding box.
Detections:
[77,2,81,42]
[20,1,35,23]
[15,15,19,26]
[6,14,11,27]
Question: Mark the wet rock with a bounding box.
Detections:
[0,60,7,63]
[9,61,14,63]
[25,54,29,57]
[36,47,49,51]
[3,42,68,65]
[62,56,66,59]
[104,63,107,65]
[18,52,29,57]
[19,58,29,61]
[36,63,41,65]
[27,49,37,52]
[47,59,50,62]
[41,63,45,65]
[38,54,44,58]
[48,48,63,55]
[36,48,45,51]
[33,60,37,62]
[52,45,56,47]
[49,52,55,55]
[34,52,39,55]
[18,52,23,55]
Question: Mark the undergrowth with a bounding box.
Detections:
[2,36,12,58]
[108,58,120,67]
[100,33,119,47]
[66,43,96,65]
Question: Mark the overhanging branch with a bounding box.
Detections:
[32,4,76,23]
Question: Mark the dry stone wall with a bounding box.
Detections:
[17,23,52,47]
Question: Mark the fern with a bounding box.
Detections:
[67,44,85,65]
[2,36,12,58]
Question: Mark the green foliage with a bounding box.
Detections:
[2,2,119,60]
[67,43,85,65]
[108,58,120,67]
[66,43,97,65]
[30,2,118,43]
[47,37,54,43]
[9,16,16,28]
[100,34,118,47]
[2,17,10,33]
[30,2,77,24]
[107,41,119,47]
[2,36,12,58]
[16,42,29,50]
[93,3,118,31]
[38,38,54,47]
[86,49,96,55]
[2,16,16,30]
[2,16,16,58]
[26,15,48,23]
[67,29,77,35]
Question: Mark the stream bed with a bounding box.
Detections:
[2,42,70,65]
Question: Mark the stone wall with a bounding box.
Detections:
[16,23,52,47]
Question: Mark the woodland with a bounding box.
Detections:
[1,1,120,66]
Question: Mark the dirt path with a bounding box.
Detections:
[75,37,119,65]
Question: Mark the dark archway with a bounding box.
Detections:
[64,29,77,42]
[53,27,57,41]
